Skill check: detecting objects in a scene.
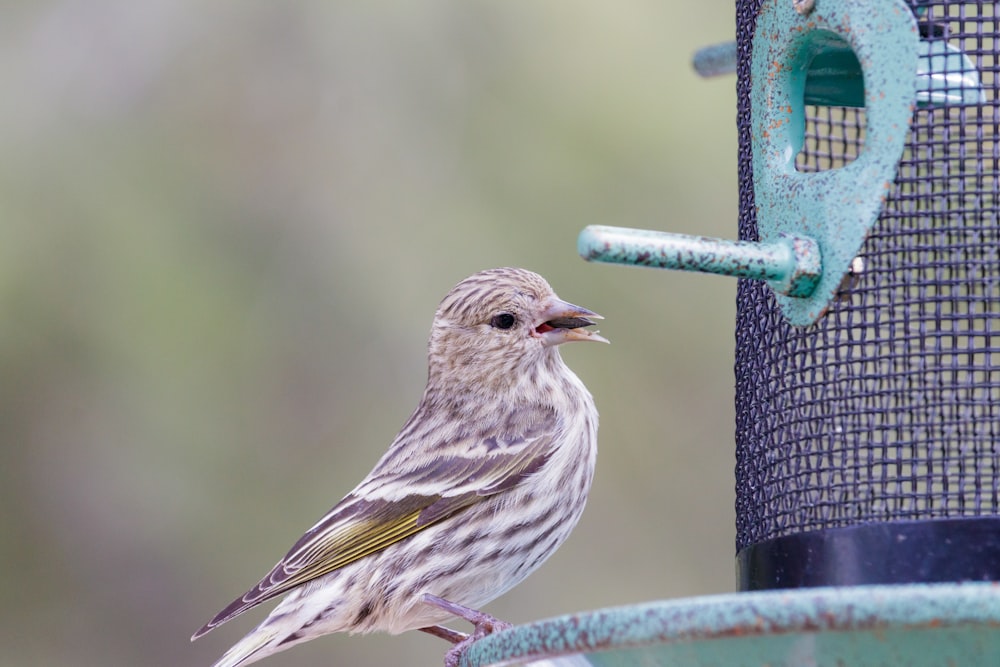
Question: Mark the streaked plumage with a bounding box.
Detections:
[193,268,606,667]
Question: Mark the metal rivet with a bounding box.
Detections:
[793,0,815,15]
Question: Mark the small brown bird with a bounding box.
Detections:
[193,268,607,667]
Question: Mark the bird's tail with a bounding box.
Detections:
[208,626,284,667]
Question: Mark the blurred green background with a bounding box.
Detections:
[1,2,738,666]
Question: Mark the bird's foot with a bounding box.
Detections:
[422,593,513,636]
[419,624,469,644]
[421,594,513,667]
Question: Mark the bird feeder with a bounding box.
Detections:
[460,0,1000,664]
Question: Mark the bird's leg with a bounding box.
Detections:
[422,593,513,635]
[419,624,468,644]
[422,594,513,667]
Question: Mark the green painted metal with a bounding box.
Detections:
[460,583,1000,666]
[691,42,739,78]
[578,225,821,297]
[752,0,919,324]
[692,39,984,107]
[918,41,987,106]
[582,0,920,326]
[801,38,985,108]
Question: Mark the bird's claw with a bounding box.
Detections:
[442,621,509,667]
[422,594,512,667]
[470,614,512,638]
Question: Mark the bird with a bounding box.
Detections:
[192,267,607,667]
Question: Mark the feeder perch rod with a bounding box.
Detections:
[578,224,821,298]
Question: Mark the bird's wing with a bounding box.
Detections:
[193,408,559,638]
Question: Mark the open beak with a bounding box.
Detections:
[535,298,609,347]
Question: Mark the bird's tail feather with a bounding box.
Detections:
[208,627,283,667]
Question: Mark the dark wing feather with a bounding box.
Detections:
[193,411,557,639]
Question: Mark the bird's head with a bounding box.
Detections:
[427,268,607,391]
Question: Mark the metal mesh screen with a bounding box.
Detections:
[735,0,1000,558]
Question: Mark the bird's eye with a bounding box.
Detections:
[490,313,516,330]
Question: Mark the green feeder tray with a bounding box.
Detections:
[461,583,1000,666]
